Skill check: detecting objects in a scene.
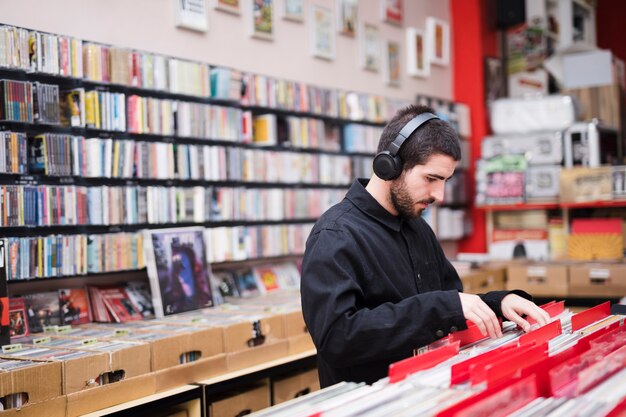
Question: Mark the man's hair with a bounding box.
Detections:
[377,104,461,171]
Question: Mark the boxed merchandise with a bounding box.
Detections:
[0,343,118,394]
[28,336,151,382]
[559,166,612,202]
[223,292,314,355]
[0,396,67,417]
[506,263,569,296]
[612,166,626,199]
[568,262,626,297]
[208,380,270,417]
[155,308,289,371]
[0,359,62,404]
[280,309,315,355]
[194,308,286,352]
[459,265,507,294]
[90,321,224,371]
[475,156,527,205]
[272,368,320,405]
[459,270,489,294]
[152,354,227,392]
[489,229,549,261]
[489,95,578,135]
[563,121,621,167]
[525,165,561,201]
[66,372,156,417]
[567,218,624,261]
[481,132,563,165]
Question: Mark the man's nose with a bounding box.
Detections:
[431,181,445,202]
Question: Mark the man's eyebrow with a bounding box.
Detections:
[427,173,447,181]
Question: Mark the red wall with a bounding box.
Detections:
[450,0,499,253]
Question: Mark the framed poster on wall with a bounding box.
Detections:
[213,0,241,14]
[384,40,401,86]
[381,0,403,26]
[360,22,380,72]
[250,0,274,40]
[426,17,450,66]
[406,27,429,77]
[311,5,335,60]
[336,0,358,37]
[282,0,305,22]
[175,0,209,32]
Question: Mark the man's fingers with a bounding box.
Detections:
[471,307,500,339]
[477,304,501,338]
[536,308,551,326]
[466,311,488,337]
[506,309,531,333]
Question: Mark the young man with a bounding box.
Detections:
[300,105,550,388]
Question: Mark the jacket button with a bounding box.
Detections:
[450,326,458,333]
[435,330,444,338]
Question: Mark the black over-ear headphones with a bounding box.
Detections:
[372,112,439,180]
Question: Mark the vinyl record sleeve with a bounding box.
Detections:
[144,227,214,317]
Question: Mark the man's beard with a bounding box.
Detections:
[390,176,435,219]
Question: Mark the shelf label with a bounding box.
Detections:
[589,268,610,280]
[44,325,60,334]
[527,266,546,277]
[2,343,23,353]
[57,325,73,334]
[33,337,51,345]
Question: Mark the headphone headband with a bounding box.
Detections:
[386,112,439,157]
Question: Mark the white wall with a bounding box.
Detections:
[0,0,452,101]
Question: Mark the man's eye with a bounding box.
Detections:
[426,177,437,183]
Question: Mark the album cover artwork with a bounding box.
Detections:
[144,227,214,317]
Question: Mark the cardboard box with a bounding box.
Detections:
[568,263,626,297]
[460,267,506,294]
[59,351,118,394]
[272,368,320,405]
[525,165,561,200]
[208,380,270,417]
[283,310,308,338]
[35,338,152,384]
[154,354,228,392]
[66,372,156,417]
[90,322,224,371]
[226,340,289,372]
[287,334,315,356]
[560,167,613,203]
[459,271,489,294]
[482,133,563,165]
[0,361,62,403]
[506,264,569,296]
[1,346,113,395]
[158,309,286,354]
[149,326,223,371]
[221,315,285,353]
[489,229,549,261]
[481,265,507,292]
[0,396,66,417]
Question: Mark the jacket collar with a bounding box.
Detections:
[345,179,403,232]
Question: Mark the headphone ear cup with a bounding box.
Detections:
[373,151,402,181]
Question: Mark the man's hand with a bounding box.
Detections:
[458,293,502,339]
[501,294,551,333]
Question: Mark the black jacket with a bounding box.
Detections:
[301,179,523,387]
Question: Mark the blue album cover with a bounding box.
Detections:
[145,227,213,317]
